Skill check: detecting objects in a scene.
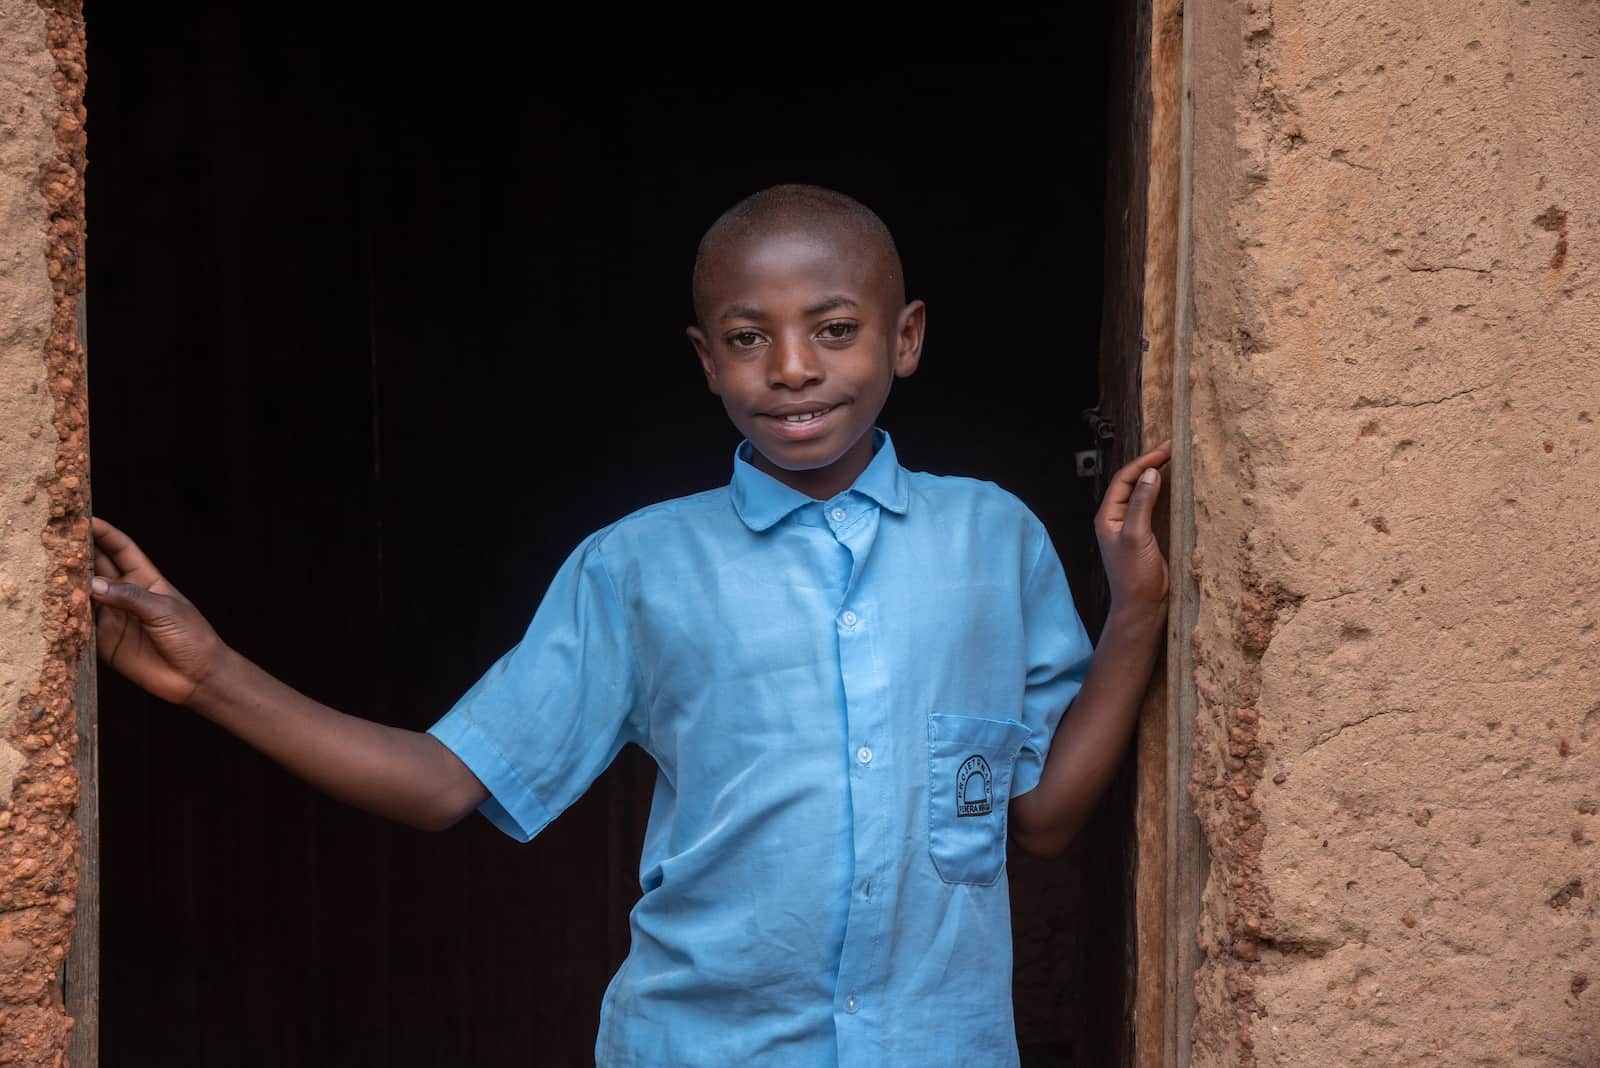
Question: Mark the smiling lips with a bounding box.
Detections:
[763,402,844,437]
[766,402,841,421]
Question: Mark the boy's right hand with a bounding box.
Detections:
[88,517,486,832]
[89,517,227,707]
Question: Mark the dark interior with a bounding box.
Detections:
[86,7,1134,1065]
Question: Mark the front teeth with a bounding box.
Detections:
[784,408,830,423]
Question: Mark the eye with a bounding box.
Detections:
[724,329,766,350]
[815,320,859,343]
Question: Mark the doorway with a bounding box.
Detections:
[85,7,1140,1064]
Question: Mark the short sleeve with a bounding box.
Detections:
[1011,522,1094,797]
[427,531,641,842]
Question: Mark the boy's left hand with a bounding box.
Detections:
[1095,441,1172,621]
[1012,442,1174,856]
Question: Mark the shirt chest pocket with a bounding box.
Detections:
[927,713,1033,886]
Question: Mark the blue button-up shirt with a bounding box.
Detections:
[429,431,1092,1066]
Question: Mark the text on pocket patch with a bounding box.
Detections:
[956,754,994,817]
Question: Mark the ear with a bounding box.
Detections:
[892,300,926,379]
[687,325,720,396]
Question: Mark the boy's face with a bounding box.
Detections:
[688,227,925,499]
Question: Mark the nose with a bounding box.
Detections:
[766,332,823,391]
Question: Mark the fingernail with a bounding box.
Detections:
[91,576,108,595]
[1139,468,1159,485]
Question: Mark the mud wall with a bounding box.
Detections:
[0,0,89,1064]
[1185,0,1599,1062]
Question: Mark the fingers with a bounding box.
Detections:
[91,516,163,588]
[93,548,121,581]
[1122,466,1162,542]
[1097,440,1174,527]
[1136,440,1173,470]
[90,576,174,624]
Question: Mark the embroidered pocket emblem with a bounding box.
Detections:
[956,754,994,817]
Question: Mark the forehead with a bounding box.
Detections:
[697,225,896,319]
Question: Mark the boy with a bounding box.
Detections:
[90,185,1170,1065]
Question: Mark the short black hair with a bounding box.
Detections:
[692,184,903,324]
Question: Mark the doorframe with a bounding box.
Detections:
[67,297,99,1068]
[59,3,1198,1061]
[1127,0,1201,1063]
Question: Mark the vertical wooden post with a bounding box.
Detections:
[1097,0,1155,1056]
[1131,0,1201,1063]
[65,297,98,1068]
[1173,4,1206,1062]
[65,650,98,1066]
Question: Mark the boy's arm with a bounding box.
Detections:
[89,517,488,831]
[1010,443,1171,857]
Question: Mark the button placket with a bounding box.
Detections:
[831,498,888,1061]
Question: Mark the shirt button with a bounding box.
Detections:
[831,506,846,522]
[840,609,858,627]
[844,994,859,1014]
[856,745,873,766]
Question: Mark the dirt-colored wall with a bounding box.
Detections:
[0,0,89,1064]
[1186,0,1599,1063]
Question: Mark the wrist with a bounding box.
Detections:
[1103,599,1168,639]
[188,643,248,715]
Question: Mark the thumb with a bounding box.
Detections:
[1123,467,1162,541]
[91,576,177,624]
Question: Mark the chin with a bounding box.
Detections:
[764,419,877,467]
[757,438,850,472]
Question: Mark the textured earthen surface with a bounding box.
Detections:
[0,0,89,1063]
[1186,0,1599,1063]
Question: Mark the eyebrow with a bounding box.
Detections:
[717,294,860,324]
[719,303,765,323]
[804,295,859,317]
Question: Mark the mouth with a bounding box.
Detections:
[760,402,846,439]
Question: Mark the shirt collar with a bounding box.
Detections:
[730,428,910,532]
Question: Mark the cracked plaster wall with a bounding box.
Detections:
[0,1,89,1064]
[1185,0,1599,1063]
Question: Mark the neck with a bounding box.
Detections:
[752,432,876,501]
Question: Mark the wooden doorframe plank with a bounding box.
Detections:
[1168,0,1204,1063]
[66,296,98,1068]
[65,639,97,1067]
[1133,0,1200,1063]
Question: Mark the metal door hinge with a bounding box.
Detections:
[1078,406,1116,478]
